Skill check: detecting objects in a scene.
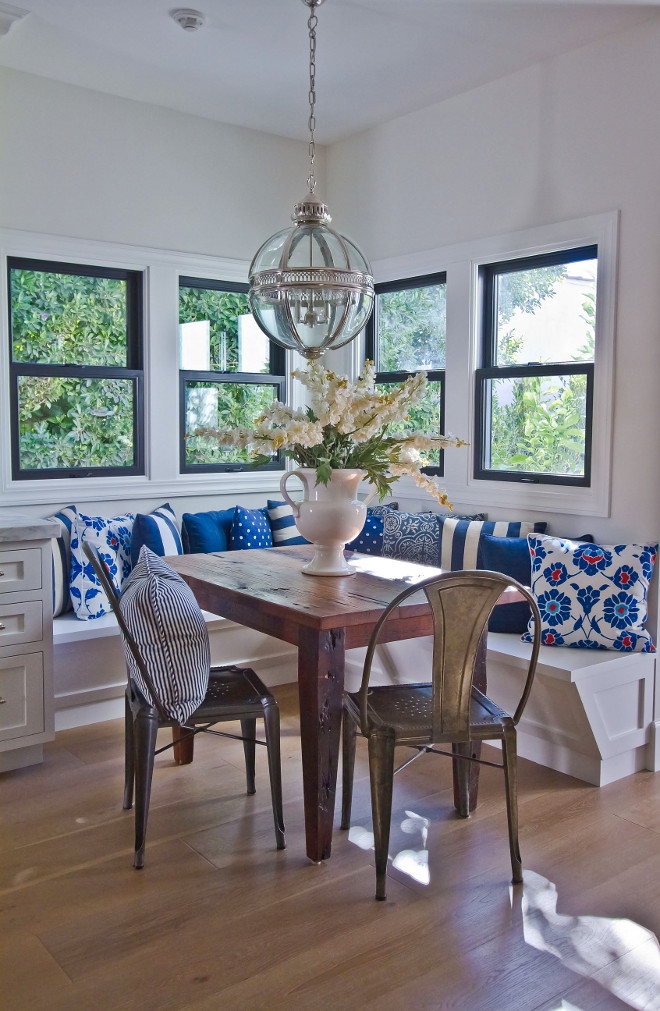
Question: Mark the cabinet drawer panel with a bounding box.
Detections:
[0,653,44,741]
[0,549,42,595]
[0,601,43,648]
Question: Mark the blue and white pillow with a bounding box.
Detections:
[440,517,547,571]
[522,535,657,652]
[119,547,210,723]
[229,506,273,550]
[69,512,134,620]
[266,500,309,546]
[347,514,385,556]
[382,512,442,566]
[131,503,183,566]
[46,505,78,617]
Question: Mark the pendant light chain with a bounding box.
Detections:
[307,8,318,194]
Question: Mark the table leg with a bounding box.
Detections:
[297,625,345,862]
[452,631,487,814]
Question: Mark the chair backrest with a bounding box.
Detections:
[359,569,541,739]
[82,541,170,721]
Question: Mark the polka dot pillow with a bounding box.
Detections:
[522,534,657,652]
[229,506,273,550]
[346,514,384,556]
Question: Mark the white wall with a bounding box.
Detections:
[327,14,660,549]
[0,67,322,261]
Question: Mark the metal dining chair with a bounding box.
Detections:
[341,569,541,900]
[83,541,285,868]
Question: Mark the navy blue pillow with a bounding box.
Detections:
[229,506,273,550]
[181,509,235,554]
[347,514,384,555]
[480,533,595,633]
[131,503,183,566]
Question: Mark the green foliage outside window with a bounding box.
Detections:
[377,284,446,373]
[184,382,278,465]
[179,287,267,373]
[10,267,137,472]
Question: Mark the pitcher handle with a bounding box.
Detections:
[279,468,309,519]
[361,484,379,507]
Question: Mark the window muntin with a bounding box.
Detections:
[179,276,285,472]
[475,246,597,486]
[7,257,144,480]
[366,273,447,476]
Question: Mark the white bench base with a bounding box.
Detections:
[345,633,657,787]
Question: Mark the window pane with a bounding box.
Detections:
[377,284,446,372]
[495,258,596,366]
[486,374,588,477]
[378,380,443,466]
[184,381,278,465]
[17,376,135,470]
[179,287,270,374]
[10,268,128,366]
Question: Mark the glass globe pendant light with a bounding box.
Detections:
[249,0,374,359]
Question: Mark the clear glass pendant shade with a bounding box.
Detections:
[249,194,374,358]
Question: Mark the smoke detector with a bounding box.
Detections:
[169,8,205,32]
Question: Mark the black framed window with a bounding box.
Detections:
[179,277,286,472]
[7,257,144,480]
[475,246,597,486]
[365,272,447,475]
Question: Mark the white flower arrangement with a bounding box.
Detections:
[196,361,465,505]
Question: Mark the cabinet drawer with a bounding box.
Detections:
[0,601,43,648]
[0,549,42,595]
[0,653,44,741]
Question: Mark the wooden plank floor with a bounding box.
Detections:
[2,683,660,1010]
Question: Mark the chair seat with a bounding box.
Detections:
[192,664,275,720]
[344,683,510,745]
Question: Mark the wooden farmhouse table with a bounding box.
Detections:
[170,545,522,863]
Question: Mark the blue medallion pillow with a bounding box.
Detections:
[229,506,273,550]
[119,547,210,723]
[69,512,134,620]
[266,500,309,546]
[131,503,183,566]
[382,511,442,566]
[480,533,595,633]
[181,509,235,554]
[45,504,78,617]
[522,535,657,651]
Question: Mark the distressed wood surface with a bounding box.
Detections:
[169,548,522,861]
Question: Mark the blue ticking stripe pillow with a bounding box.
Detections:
[230,506,273,550]
[119,547,210,723]
[266,500,309,546]
[441,517,547,571]
[131,503,183,566]
[46,505,78,617]
[181,509,235,554]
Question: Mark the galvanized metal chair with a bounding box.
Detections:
[341,569,541,900]
[83,542,285,868]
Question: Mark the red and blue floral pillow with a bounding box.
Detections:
[522,535,657,652]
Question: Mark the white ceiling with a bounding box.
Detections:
[0,0,658,144]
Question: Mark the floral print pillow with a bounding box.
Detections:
[522,535,657,652]
[69,513,134,620]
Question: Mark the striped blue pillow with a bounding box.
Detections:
[266,500,309,546]
[131,503,183,566]
[45,505,78,617]
[439,517,547,571]
[119,547,210,723]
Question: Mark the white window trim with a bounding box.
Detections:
[0,229,295,507]
[366,211,618,518]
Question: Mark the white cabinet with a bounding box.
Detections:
[0,517,58,772]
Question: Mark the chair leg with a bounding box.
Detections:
[262,702,286,850]
[341,707,356,831]
[241,718,257,795]
[123,694,134,811]
[368,727,396,901]
[133,709,159,870]
[452,741,473,819]
[172,723,195,765]
[502,724,522,884]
